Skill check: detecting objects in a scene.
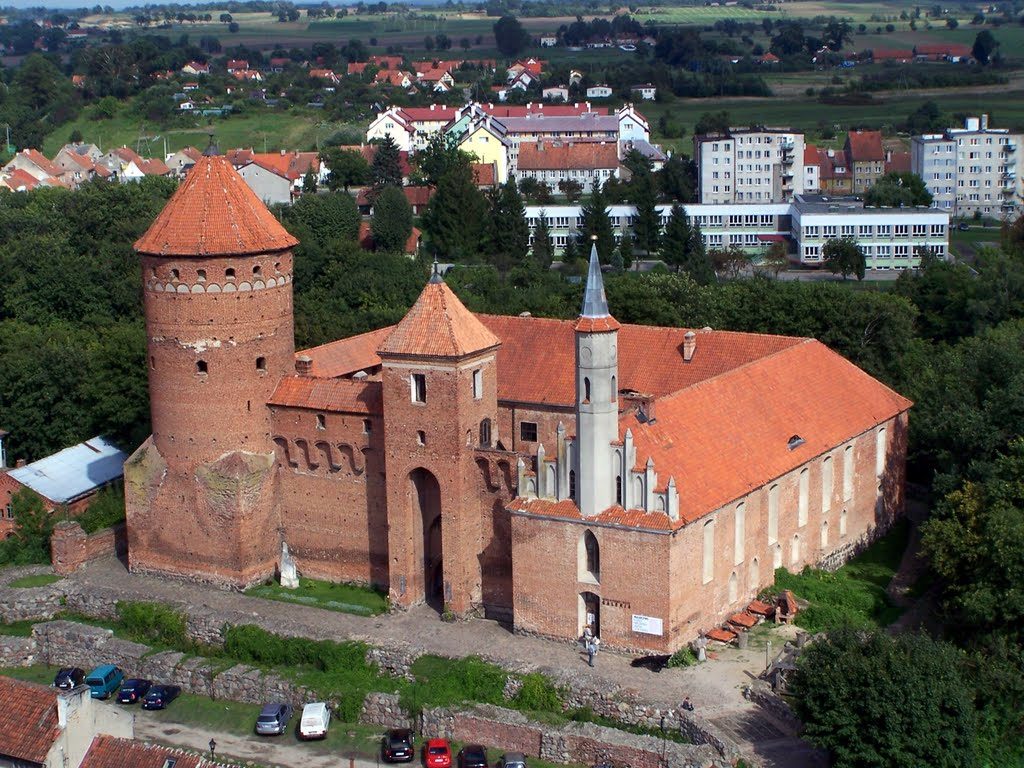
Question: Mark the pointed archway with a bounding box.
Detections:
[410,468,443,609]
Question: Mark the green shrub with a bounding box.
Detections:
[115,601,188,648]
[666,646,698,668]
[403,655,507,713]
[513,673,562,714]
[76,485,125,534]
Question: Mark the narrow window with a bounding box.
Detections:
[171,268,180,280]
[821,520,829,548]
[569,470,576,500]
[225,267,236,280]
[822,456,833,513]
[275,261,281,272]
[363,419,372,435]
[150,356,155,369]
[256,356,266,372]
[749,557,760,590]
[875,427,887,477]
[843,444,854,501]
[479,418,492,448]
[791,534,801,565]
[315,413,325,430]
[472,369,483,399]
[702,519,716,584]
[583,377,591,403]
[416,430,426,446]
[196,269,206,282]
[253,265,262,276]
[767,483,779,544]
[734,502,745,565]
[411,374,426,403]
[728,571,738,603]
[615,476,622,505]
[610,375,616,403]
[798,468,809,527]
[584,530,599,580]
[196,360,208,374]
[840,509,848,536]
[520,422,538,442]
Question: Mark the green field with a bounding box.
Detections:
[244,577,389,617]
[6,573,62,588]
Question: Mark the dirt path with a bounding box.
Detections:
[135,719,379,768]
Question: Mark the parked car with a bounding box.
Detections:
[957,222,970,231]
[53,667,85,690]
[298,702,331,740]
[84,665,124,699]
[457,744,488,768]
[117,678,152,704]
[381,728,414,762]
[255,702,294,736]
[424,738,452,768]
[496,753,528,768]
[141,684,181,710]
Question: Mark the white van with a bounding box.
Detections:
[299,702,331,740]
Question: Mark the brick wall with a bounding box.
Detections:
[51,521,126,576]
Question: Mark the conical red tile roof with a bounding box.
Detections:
[134,155,298,256]
[378,279,500,358]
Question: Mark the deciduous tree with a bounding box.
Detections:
[371,185,413,254]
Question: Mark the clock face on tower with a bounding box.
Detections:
[580,346,592,363]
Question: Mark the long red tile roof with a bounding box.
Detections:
[518,140,619,171]
[378,281,500,358]
[0,676,60,764]
[81,735,219,768]
[269,376,381,413]
[134,155,299,256]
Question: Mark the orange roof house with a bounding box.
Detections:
[517,140,619,172]
[845,130,884,163]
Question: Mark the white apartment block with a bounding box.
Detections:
[695,129,806,204]
[792,195,948,270]
[525,198,948,271]
[911,115,1022,220]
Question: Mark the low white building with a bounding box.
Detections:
[630,84,656,100]
[586,85,613,99]
[543,85,569,102]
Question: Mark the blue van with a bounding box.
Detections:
[85,664,124,699]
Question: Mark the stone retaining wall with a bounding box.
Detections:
[421,704,722,768]
[0,635,37,666]
[0,565,66,623]
[360,692,413,729]
[744,681,804,735]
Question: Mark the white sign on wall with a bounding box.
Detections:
[631,614,664,636]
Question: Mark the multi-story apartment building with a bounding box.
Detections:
[911,115,1022,219]
[525,198,948,270]
[694,128,805,204]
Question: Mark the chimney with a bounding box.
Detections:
[683,331,697,362]
[280,148,286,155]
[57,685,88,728]
[982,113,989,130]
[15,458,25,468]
[295,355,313,376]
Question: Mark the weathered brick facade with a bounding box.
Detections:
[125,156,911,650]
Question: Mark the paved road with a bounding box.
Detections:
[135,719,379,768]
[70,557,826,767]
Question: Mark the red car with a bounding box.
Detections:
[424,738,452,768]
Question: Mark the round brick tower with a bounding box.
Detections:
[134,153,298,470]
[125,152,299,585]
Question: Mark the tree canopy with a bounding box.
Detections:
[493,15,529,56]
[863,172,933,208]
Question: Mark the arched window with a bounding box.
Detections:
[610,375,617,402]
[772,543,783,570]
[734,502,745,565]
[798,468,809,527]
[728,571,738,603]
[820,520,829,548]
[256,356,266,372]
[876,427,887,477]
[840,508,848,537]
[767,483,779,544]
[569,470,576,500]
[225,267,236,280]
[583,377,591,403]
[750,557,760,590]
[791,533,801,565]
[479,418,492,448]
[843,444,854,501]
[822,455,833,513]
[702,519,715,584]
[615,476,622,505]
[584,530,599,581]
[196,360,208,375]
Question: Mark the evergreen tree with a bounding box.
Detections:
[562,234,580,265]
[302,168,318,194]
[421,164,488,261]
[531,210,553,268]
[615,233,633,272]
[578,180,615,263]
[486,179,530,275]
[683,221,715,285]
[370,134,403,188]
[630,169,661,257]
[370,185,413,254]
[659,203,692,272]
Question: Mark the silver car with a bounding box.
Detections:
[255,702,293,736]
[495,753,527,768]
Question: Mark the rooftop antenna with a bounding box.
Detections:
[429,256,443,284]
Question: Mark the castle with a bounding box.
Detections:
[124,153,911,652]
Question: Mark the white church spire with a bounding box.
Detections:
[580,242,610,318]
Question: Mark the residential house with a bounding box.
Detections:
[370,54,405,70]
[225,58,249,72]
[803,144,820,193]
[543,85,569,102]
[586,85,613,99]
[236,150,328,204]
[868,48,913,64]
[449,109,512,183]
[911,114,1023,219]
[268,57,290,72]
[179,100,196,111]
[71,74,86,88]
[515,140,620,193]
[182,82,199,91]
[620,138,667,172]
[417,67,455,92]
[817,147,853,195]
[845,129,885,194]
[53,144,110,187]
[0,168,49,191]
[337,143,412,184]
[490,85,510,102]
[356,185,434,215]
[913,43,973,62]
[569,70,584,86]
[0,676,132,768]
[507,71,533,91]
[232,69,263,82]
[348,61,369,76]
[756,52,780,65]
[507,58,544,81]
[3,148,63,183]
[630,84,656,100]
[309,68,340,84]
[181,60,209,75]
[373,69,414,89]
[540,34,558,47]
[0,435,128,538]
[164,146,204,177]
[98,147,170,182]
[471,161,498,189]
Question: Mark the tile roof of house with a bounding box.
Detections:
[355,185,432,208]
[471,162,496,186]
[269,376,382,414]
[347,61,369,74]
[886,150,911,174]
[500,113,621,135]
[134,155,298,256]
[518,140,619,171]
[9,435,127,504]
[225,59,248,70]
[401,105,458,121]
[247,151,320,180]
[378,280,501,359]
[0,676,60,764]
[18,148,63,177]
[370,54,405,69]
[846,130,885,162]
[817,149,850,180]
[2,167,44,190]
[869,48,913,59]
[81,735,236,768]
[417,67,452,82]
[301,326,393,377]
[136,157,170,176]
[803,144,819,165]
[374,69,412,86]
[338,144,411,178]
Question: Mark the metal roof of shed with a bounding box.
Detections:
[8,436,126,504]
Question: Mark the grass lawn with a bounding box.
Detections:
[244,577,389,617]
[772,519,910,633]
[0,664,59,684]
[0,620,39,637]
[7,573,62,588]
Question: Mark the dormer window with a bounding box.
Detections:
[788,435,805,451]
